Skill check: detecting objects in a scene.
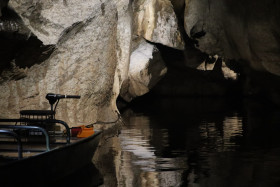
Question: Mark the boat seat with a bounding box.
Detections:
[20,110,56,127]
[20,110,55,116]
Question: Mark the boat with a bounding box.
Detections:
[0,93,102,185]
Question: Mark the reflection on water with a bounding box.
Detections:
[95,97,280,187]
[118,115,187,187]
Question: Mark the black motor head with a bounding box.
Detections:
[46,93,60,105]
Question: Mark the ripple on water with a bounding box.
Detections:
[98,98,280,187]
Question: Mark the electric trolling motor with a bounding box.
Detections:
[45,93,81,113]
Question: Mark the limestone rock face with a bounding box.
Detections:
[184,0,280,76]
[1,0,178,125]
[120,40,167,102]
[0,0,127,125]
[114,0,133,93]
[133,0,185,50]
[196,55,238,80]
[119,0,184,102]
[1,0,280,122]
[8,0,105,45]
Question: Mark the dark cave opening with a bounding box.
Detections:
[0,6,55,81]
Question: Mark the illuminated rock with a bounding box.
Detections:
[120,40,167,102]
[133,0,184,49]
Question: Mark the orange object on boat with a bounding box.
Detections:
[71,127,82,137]
[77,125,94,138]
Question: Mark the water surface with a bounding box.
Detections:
[95,97,280,187]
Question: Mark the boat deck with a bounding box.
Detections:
[0,134,81,164]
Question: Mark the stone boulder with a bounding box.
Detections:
[120,40,167,102]
[0,0,191,124]
[196,55,238,80]
[119,0,185,102]
[0,0,132,126]
[133,0,185,50]
[184,0,280,76]
[8,0,104,45]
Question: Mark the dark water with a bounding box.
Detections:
[62,97,280,187]
[94,97,280,187]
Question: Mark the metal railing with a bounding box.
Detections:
[0,125,50,151]
[0,129,23,159]
[0,118,70,144]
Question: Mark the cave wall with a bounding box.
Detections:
[184,0,280,76]
[0,0,127,125]
[182,0,280,103]
[0,0,280,124]
[119,0,184,102]
[0,0,183,125]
